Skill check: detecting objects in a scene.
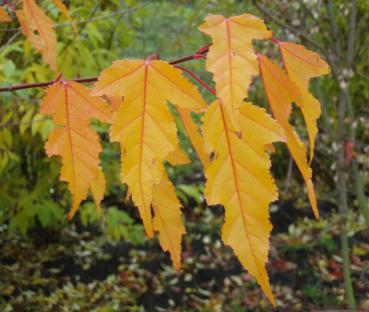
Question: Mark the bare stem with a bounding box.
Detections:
[174,65,216,95]
[331,0,357,308]
[0,7,141,32]
[252,0,324,51]
[0,44,210,93]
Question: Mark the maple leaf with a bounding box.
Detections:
[16,0,57,70]
[277,41,330,161]
[92,59,206,237]
[0,7,11,22]
[203,100,285,305]
[199,13,271,131]
[40,80,112,219]
[258,55,319,218]
[53,0,77,34]
[152,176,185,270]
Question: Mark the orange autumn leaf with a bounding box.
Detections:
[277,41,330,161]
[203,100,284,305]
[0,7,11,22]
[53,0,77,34]
[258,55,319,218]
[40,79,112,219]
[106,95,123,113]
[17,0,57,70]
[152,176,185,270]
[92,59,206,238]
[199,13,271,131]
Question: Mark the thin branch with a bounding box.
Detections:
[326,0,342,63]
[347,0,357,67]
[0,44,210,93]
[333,0,358,308]
[174,65,216,95]
[252,0,325,51]
[55,7,141,29]
[0,7,141,32]
[0,76,97,92]
[0,30,21,54]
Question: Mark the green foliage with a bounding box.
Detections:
[105,207,144,244]
[80,204,144,244]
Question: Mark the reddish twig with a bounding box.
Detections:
[0,44,211,93]
[270,37,280,44]
[174,65,216,95]
[0,77,97,92]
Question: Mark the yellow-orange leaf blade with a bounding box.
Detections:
[0,7,11,22]
[176,107,209,167]
[199,13,271,130]
[19,0,57,70]
[152,176,185,270]
[40,80,111,219]
[278,41,330,161]
[92,59,206,238]
[203,100,284,305]
[53,0,77,34]
[90,168,106,217]
[167,147,191,166]
[258,55,319,218]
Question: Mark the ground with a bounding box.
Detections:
[1,198,369,312]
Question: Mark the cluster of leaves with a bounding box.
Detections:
[0,0,150,243]
[0,0,76,70]
[0,1,331,304]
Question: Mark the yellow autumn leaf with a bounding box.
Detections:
[203,100,284,305]
[90,168,106,218]
[258,55,319,218]
[167,147,191,166]
[152,176,185,270]
[199,13,271,131]
[40,80,112,219]
[0,7,11,22]
[106,95,123,113]
[53,0,77,34]
[92,59,206,237]
[176,107,210,167]
[277,41,330,161]
[17,0,57,70]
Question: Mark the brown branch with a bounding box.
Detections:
[0,44,210,93]
[0,76,97,92]
[252,0,325,51]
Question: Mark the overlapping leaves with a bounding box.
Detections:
[32,9,329,305]
[92,59,206,268]
[203,100,284,304]
[199,13,271,131]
